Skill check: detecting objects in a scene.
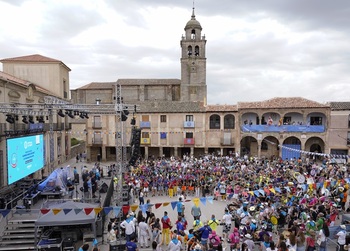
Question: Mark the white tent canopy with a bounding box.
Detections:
[34,201,98,243]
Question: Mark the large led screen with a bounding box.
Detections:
[7,134,45,184]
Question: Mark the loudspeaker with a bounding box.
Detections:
[99,183,108,193]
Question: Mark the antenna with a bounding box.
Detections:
[193,0,195,9]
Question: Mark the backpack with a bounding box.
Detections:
[210,236,217,244]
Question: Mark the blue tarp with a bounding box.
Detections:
[37,166,73,192]
[241,125,325,133]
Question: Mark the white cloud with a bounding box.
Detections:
[0,0,349,104]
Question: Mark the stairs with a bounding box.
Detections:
[0,218,39,251]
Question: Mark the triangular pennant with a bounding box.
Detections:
[113,206,121,217]
[269,188,276,194]
[103,207,113,215]
[248,191,254,196]
[199,197,207,206]
[93,238,98,246]
[0,209,11,217]
[275,187,281,193]
[122,206,130,215]
[74,208,83,214]
[163,202,170,207]
[52,209,62,215]
[130,205,139,212]
[155,203,162,209]
[94,208,103,215]
[84,208,94,215]
[171,201,178,210]
[63,209,72,215]
[193,198,200,207]
[207,196,213,204]
[40,209,50,215]
[254,190,260,197]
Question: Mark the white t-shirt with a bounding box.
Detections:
[337,230,346,245]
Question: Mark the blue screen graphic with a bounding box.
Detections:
[7,134,45,185]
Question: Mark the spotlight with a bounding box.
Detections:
[6,114,14,124]
[58,109,65,117]
[79,112,85,119]
[22,116,28,124]
[74,111,79,116]
[38,116,45,123]
[85,113,89,119]
[130,117,136,125]
[66,110,74,119]
[28,116,34,124]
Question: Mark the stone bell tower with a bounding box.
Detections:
[180,8,207,105]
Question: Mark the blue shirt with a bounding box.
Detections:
[125,241,137,251]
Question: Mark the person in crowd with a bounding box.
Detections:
[336,225,347,251]
[120,214,136,242]
[161,211,172,245]
[191,204,202,220]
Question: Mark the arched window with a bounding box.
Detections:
[187,46,192,56]
[195,46,199,56]
[261,142,268,150]
[224,114,235,129]
[209,114,220,129]
[191,29,196,39]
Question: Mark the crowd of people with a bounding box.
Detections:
[111,153,350,251]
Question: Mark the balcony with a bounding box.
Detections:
[141,138,151,145]
[140,121,151,128]
[184,121,195,128]
[184,138,195,145]
[347,139,350,146]
[241,125,325,133]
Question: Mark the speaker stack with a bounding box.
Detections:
[99,182,108,193]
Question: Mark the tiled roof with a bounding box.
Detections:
[0,71,55,95]
[238,97,329,109]
[206,105,238,112]
[76,82,116,90]
[328,102,350,110]
[0,54,71,71]
[117,79,181,85]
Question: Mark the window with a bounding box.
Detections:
[261,142,268,150]
[185,132,193,138]
[93,116,102,128]
[283,116,292,125]
[63,79,68,99]
[186,115,194,121]
[142,132,150,138]
[195,46,199,56]
[310,116,322,125]
[191,29,196,39]
[188,46,193,56]
[348,115,350,128]
[160,115,167,123]
[209,114,220,129]
[348,132,350,145]
[224,114,235,129]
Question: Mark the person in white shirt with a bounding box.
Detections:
[120,214,136,242]
[336,225,347,251]
[138,217,151,248]
[167,234,182,251]
[222,209,233,239]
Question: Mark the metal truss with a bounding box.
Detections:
[0,88,137,184]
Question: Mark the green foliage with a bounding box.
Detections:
[71,138,80,146]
